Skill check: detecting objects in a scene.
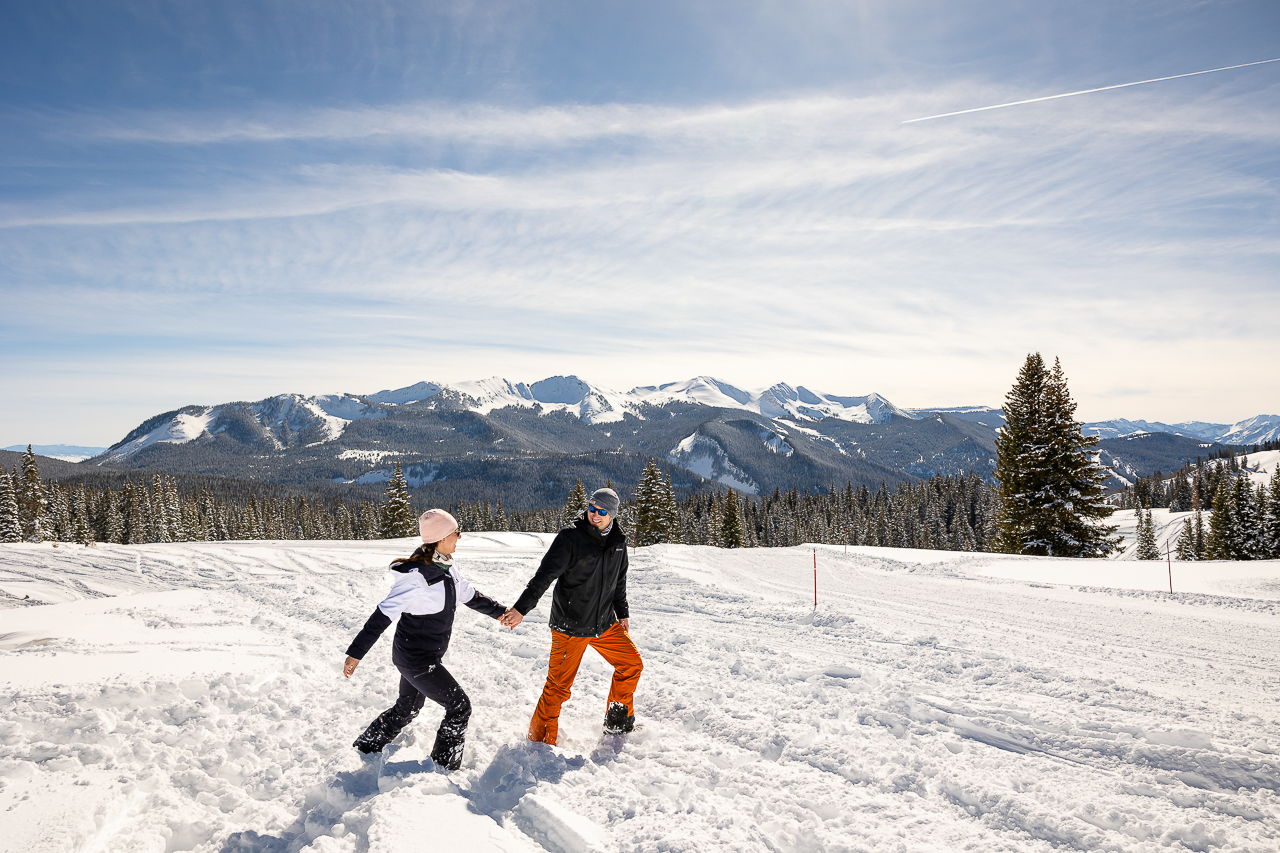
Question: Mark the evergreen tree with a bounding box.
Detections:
[631,459,669,546]
[18,447,50,542]
[379,463,417,539]
[1135,507,1160,560]
[0,470,21,543]
[73,484,94,545]
[721,489,745,548]
[1204,481,1240,560]
[661,473,682,544]
[1264,468,1280,559]
[561,480,588,528]
[1174,517,1196,561]
[994,355,1119,557]
[1235,476,1264,559]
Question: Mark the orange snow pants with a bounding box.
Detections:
[527,621,643,746]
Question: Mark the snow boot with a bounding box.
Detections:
[353,719,392,754]
[603,702,634,736]
[430,720,467,772]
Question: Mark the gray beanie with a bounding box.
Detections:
[590,488,620,516]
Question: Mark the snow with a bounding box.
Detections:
[630,377,911,424]
[366,382,444,406]
[3,536,1279,853]
[668,433,759,494]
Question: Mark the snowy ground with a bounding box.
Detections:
[2,536,1279,853]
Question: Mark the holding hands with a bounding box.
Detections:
[499,608,523,629]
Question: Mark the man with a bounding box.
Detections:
[499,487,643,744]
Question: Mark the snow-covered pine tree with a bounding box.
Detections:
[380,463,417,539]
[661,472,682,544]
[631,459,667,546]
[1264,468,1280,559]
[994,355,1119,557]
[0,470,21,543]
[1174,517,1196,561]
[1135,506,1161,560]
[73,484,94,545]
[47,484,71,541]
[561,480,588,528]
[1235,474,1264,559]
[18,447,50,542]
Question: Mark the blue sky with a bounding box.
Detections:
[2,0,1278,447]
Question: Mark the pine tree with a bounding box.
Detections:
[73,484,94,545]
[994,355,1119,557]
[1135,507,1161,560]
[17,447,50,542]
[661,473,682,544]
[1204,481,1240,560]
[561,480,588,528]
[721,489,745,548]
[0,470,21,543]
[631,459,669,546]
[1264,468,1280,559]
[379,463,416,539]
[1174,517,1196,561]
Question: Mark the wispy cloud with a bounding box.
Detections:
[3,79,1279,441]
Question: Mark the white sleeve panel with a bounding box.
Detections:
[451,566,478,605]
[376,572,448,618]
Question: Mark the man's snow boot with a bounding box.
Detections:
[603,702,634,736]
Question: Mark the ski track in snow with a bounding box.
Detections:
[2,538,1279,853]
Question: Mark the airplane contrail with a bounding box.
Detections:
[903,57,1280,123]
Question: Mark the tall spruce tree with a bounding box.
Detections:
[0,470,21,543]
[380,463,417,538]
[721,489,746,548]
[631,459,671,546]
[994,354,1119,557]
[1264,468,1280,559]
[1174,517,1196,561]
[1204,480,1240,560]
[1135,507,1161,560]
[18,447,50,542]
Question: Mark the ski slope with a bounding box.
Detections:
[2,537,1279,853]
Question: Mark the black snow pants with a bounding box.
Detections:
[353,662,472,770]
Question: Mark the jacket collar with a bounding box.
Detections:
[575,515,625,546]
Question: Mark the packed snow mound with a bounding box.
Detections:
[2,538,1279,853]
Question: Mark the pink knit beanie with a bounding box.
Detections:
[419,508,459,543]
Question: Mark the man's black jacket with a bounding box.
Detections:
[513,516,629,637]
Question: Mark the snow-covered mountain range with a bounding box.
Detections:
[75,375,1275,505]
[896,408,1280,447]
[95,376,916,466]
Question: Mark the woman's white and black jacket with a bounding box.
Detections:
[345,552,506,674]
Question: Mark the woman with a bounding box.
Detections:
[342,508,507,770]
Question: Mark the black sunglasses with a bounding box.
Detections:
[587,505,610,517]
